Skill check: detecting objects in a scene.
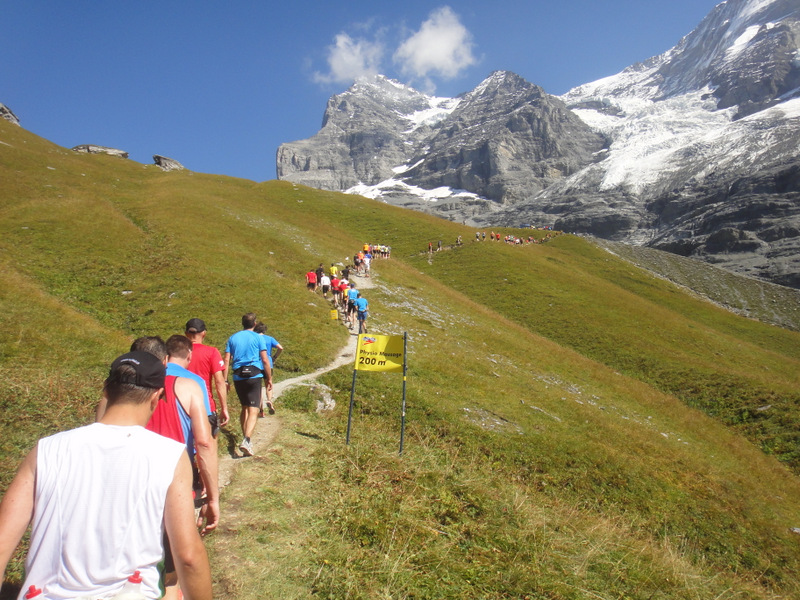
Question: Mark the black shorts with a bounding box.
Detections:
[347,299,356,313]
[208,412,219,437]
[234,377,263,408]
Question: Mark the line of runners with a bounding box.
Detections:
[430,229,564,252]
[305,244,390,335]
[0,312,289,600]
[0,246,390,600]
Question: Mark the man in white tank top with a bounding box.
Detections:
[0,351,212,600]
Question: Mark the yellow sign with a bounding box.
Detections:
[330,309,339,320]
[355,334,404,373]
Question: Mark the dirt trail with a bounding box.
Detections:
[217,272,375,489]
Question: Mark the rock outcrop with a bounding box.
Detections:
[0,104,20,126]
[153,155,185,171]
[72,145,129,159]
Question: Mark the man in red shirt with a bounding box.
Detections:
[306,269,317,292]
[185,318,230,433]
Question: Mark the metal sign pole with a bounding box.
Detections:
[346,368,357,445]
[399,332,408,456]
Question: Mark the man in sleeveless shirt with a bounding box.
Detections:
[159,335,220,532]
[110,337,220,536]
[0,351,211,600]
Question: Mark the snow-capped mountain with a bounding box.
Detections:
[277,0,800,287]
[276,71,606,221]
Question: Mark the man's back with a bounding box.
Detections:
[188,342,224,412]
[226,329,267,375]
[146,374,193,455]
[168,362,211,416]
[24,423,184,600]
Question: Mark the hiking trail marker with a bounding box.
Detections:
[347,333,409,454]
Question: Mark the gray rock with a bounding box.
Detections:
[72,145,129,159]
[0,103,19,126]
[153,155,184,171]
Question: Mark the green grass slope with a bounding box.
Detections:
[2,118,800,598]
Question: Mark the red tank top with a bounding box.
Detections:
[145,375,192,454]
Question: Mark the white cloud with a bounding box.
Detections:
[393,6,476,83]
[313,33,384,85]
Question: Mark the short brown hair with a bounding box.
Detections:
[130,336,167,361]
[166,334,192,360]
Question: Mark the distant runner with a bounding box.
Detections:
[354,292,369,334]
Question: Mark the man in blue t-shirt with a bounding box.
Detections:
[224,313,271,457]
[346,283,360,330]
[354,293,369,334]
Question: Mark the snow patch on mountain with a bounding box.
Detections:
[565,89,738,195]
[402,97,460,133]
[346,178,481,203]
[726,24,765,59]
[738,0,782,21]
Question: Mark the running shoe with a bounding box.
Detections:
[239,439,253,457]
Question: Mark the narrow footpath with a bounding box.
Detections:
[217,272,375,490]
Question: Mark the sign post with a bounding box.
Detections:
[399,332,408,455]
[347,333,408,454]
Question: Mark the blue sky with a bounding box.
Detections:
[1,1,721,181]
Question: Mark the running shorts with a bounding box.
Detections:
[234,377,263,408]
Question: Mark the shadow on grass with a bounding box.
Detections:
[220,426,240,459]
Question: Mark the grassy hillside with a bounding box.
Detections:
[2,118,800,598]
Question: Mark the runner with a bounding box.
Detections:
[338,277,350,311]
[354,292,369,334]
[0,351,212,600]
[315,263,325,289]
[305,269,317,292]
[224,313,272,457]
[363,252,371,277]
[346,282,359,330]
[185,318,230,434]
[331,274,341,306]
[254,321,283,417]
[320,272,331,298]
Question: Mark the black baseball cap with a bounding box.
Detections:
[185,318,207,333]
[109,351,166,389]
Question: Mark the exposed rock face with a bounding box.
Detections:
[72,144,129,159]
[403,72,608,205]
[153,155,185,171]
[0,103,20,126]
[277,75,459,191]
[277,72,606,212]
[275,0,800,288]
